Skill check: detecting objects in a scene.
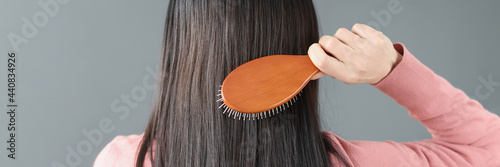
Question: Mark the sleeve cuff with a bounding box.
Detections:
[371,43,451,120]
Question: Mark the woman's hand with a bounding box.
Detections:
[308,23,402,85]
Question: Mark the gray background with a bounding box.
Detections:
[0,0,499,166]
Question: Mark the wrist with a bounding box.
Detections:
[391,52,403,71]
[370,46,404,85]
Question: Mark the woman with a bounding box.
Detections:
[94,0,500,166]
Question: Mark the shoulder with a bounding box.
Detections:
[321,131,355,166]
[94,133,144,167]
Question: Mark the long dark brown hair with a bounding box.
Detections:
[136,0,348,166]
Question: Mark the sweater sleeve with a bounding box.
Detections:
[323,43,500,167]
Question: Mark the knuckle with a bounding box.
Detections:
[367,31,378,37]
[321,36,337,49]
[316,59,328,70]
[319,35,330,44]
[352,23,363,30]
[352,24,358,30]
[365,24,377,32]
[365,27,379,36]
[368,35,385,46]
[376,31,385,38]
[335,28,348,37]
[376,38,386,45]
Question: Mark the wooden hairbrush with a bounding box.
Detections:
[218,55,319,120]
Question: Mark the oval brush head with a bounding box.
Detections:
[218,55,318,120]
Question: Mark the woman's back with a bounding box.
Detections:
[118,0,340,166]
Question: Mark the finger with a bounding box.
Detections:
[308,43,347,80]
[333,28,360,48]
[357,24,392,45]
[311,71,325,80]
[355,24,381,38]
[318,35,352,62]
[351,23,368,38]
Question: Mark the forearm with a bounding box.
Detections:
[374,43,500,164]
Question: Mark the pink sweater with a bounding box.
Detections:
[94,43,500,167]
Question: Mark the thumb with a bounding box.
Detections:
[311,71,325,80]
[307,43,345,80]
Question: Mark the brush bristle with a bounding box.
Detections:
[216,90,302,120]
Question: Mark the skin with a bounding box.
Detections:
[308,23,403,85]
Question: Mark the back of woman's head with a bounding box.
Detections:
[137,0,346,166]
